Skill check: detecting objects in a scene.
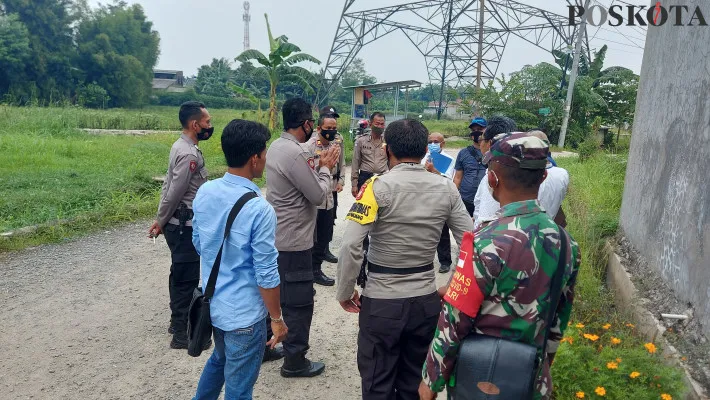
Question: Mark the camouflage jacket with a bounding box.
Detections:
[422,200,581,399]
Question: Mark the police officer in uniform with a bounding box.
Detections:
[266,98,340,377]
[336,119,474,400]
[306,112,345,286]
[148,101,213,349]
[351,112,388,196]
[319,106,345,264]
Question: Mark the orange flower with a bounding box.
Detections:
[576,323,585,329]
[606,361,619,370]
[611,337,622,345]
[644,342,658,354]
[616,358,622,363]
[661,394,672,400]
[576,392,586,398]
[595,386,606,396]
[583,333,600,342]
[629,371,641,379]
[626,323,635,328]
[681,357,687,361]
[602,323,611,330]
[561,336,574,344]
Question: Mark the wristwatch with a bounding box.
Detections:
[271,310,284,323]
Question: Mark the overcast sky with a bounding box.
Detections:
[89,0,646,83]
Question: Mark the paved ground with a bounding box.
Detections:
[0,164,456,400]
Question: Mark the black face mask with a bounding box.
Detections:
[371,126,384,136]
[302,122,314,142]
[321,129,338,142]
[471,131,483,143]
[197,126,214,141]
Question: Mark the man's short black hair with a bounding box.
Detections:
[282,98,313,130]
[370,112,386,121]
[318,114,337,128]
[179,101,206,128]
[384,119,428,160]
[483,116,517,141]
[221,119,271,168]
[495,162,545,192]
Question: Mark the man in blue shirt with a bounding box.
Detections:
[453,117,488,216]
[191,119,287,400]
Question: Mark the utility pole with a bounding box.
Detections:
[558,0,590,148]
[475,0,485,116]
[437,0,454,120]
[243,2,251,51]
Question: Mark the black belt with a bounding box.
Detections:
[367,262,434,275]
[173,208,194,219]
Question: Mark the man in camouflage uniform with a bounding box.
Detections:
[419,133,581,400]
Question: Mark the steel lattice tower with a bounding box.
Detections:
[317,0,590,112]
[243,1,251,51]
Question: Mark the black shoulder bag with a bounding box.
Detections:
[452,228,569,400]
[186,191,258,357]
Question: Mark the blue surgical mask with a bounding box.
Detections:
[428,143,441,154]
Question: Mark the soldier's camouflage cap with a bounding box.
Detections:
[482,132,549,170]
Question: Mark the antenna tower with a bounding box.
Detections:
[243,2,251,50]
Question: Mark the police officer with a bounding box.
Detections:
[336,119,473,400]
[420,133,581,400]
[319,105,345,264]
[266,98,340,378]
[351,112,388,197]
[306,111,345,286]
[147,101,213,349]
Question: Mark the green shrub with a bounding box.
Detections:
[578,138,601,162]
[77,83,110,109]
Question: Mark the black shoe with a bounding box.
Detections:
[167,326,175,335]
[280,358,326,378]
[438,264,451,273]
[314,271,335,287]
[324,250,338,264]
[263,346,285,363]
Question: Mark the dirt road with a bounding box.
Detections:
[0,163,456,400]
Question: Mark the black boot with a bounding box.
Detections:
[263,346,285,363]
[314,270,335,286]
[281,354,325,378]
[324,250,338,263]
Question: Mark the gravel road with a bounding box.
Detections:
[0,163,456,400]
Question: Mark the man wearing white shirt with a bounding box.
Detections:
[474,128,570,229]
[422,132,456,272]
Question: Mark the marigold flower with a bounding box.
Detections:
[626,323,635,328]
[644,342,658,354]
[629,371,641,379]
[595,386,606,396]
[561,337,574,344]
[602,323,611,329]
[583,333,599,342]
[576,392,585,398]
[576,323,585,328]
[661,394,672,400]
[606,361,619,370]
[616,358,622,363]
[611,337,622,345]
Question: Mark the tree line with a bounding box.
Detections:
[0,0,159,108]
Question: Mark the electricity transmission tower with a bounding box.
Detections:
[317,0,589,119]
[243,1,251,51]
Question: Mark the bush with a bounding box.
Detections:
[150,89,271,110]
[77,83,111,109]
[578,137,601,162]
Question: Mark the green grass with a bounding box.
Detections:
[551,153,687,399]
[0,105,358,251]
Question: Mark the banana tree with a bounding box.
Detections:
[235,13,320,129]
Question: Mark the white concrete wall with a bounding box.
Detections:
[620,0,710,335]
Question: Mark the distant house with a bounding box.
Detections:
[423,100,468,119]
[152,69,187,93]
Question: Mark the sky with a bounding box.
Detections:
[88,0,647,84]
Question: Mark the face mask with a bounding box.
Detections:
[303,122,314,142]
[371,126,384,135]
[321,129,338,142]
[428,143,441,154]
[197,126,214,141]
[471,131,483,143]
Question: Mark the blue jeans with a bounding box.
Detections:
[193,320,267,400]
